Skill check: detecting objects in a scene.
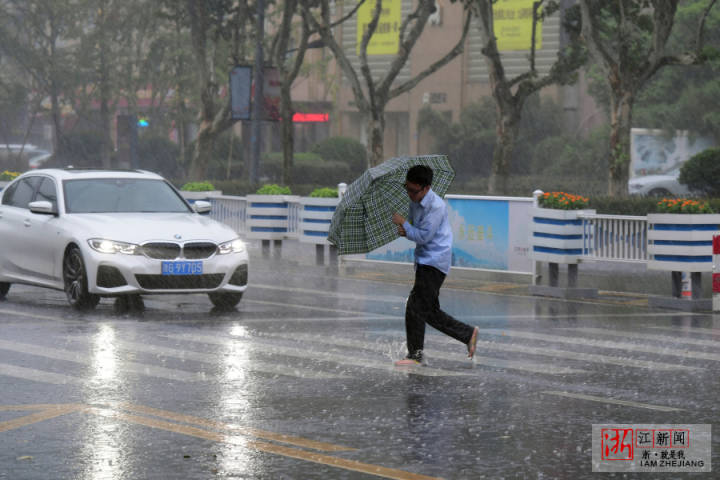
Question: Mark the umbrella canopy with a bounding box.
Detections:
[328,155,455,255]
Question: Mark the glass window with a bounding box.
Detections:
[4,177,40,209]
[35,177,58,211]
[1,182,18,205]
[63,178,191,214]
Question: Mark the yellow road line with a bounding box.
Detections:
[0,404,83,433]
[88,407,441,480]
[118,403,354,452]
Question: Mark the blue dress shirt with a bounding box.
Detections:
[402,188,453,274]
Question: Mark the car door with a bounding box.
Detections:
[0,175,51,283]
[26,177,62,282]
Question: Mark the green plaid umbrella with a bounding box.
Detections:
[328,155,455,255]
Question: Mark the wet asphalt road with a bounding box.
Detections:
[1,245,719,479]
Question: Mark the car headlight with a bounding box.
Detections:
[628,182,643,192]
[218,238,246,255]
[88,238,140,255]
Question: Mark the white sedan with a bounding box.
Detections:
[0,168,248,310]
[627,167,693,197]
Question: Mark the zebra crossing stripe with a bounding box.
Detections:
[104,338,349,380]
[647,325,720,337]
[564,327,720,349]
[165,333,471,377]
[0,339,200,382]
[244,299,396,317]
[0,363,82,386]
[478,329,720,362]
[258,332,587,375]
[404,334,700,372]
[540,391,684,412]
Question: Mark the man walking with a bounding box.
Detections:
[391,165,478,366]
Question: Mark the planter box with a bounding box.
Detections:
[299,197,339,245]
[647,213,720,272]
[530,207,595,264]
[246,194,299,240]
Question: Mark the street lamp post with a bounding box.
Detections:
[250,0,266,186]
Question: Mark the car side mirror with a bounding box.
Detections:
[28,200,57,216]
[193,200,212,214]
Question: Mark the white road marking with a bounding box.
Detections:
[477,329,720,362]
[0,339,200,382]
[259,332,587,375]
[540,391,684,412]
[0,363,82,385]
[377,332,698,372]
[244,299,396,317]
[251,283,405,304]
[0,308,72,321]
[648,325,720,336]
[166,333,471,377]
[77,337,349,380]
[565,328,720,349]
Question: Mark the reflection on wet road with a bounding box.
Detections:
[0,257,719,478]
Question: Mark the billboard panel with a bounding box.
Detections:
[494,0,542,51]
[356,0,402,55]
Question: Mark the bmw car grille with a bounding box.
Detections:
[141,242,217,260]
[135,274,224,290]
[142,242,181,259]
[183,242,218,259]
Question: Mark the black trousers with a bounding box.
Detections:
[405,264,475,359]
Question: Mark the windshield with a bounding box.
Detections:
[63,178,192,213]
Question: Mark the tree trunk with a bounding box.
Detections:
[190,122,213,180]
[608,91,633,196]
[487,108,520,195]
[367,110,385,167]
[50,91,62,157]
[280,83,294,185]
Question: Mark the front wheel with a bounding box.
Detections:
[648,188,672,197]
[63,246,100,310]
[0,282,9,300]
[208,291,243,310]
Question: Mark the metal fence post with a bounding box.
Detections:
[532,189,543,286]
[713,235,720,311]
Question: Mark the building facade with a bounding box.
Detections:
[289,0,601,158]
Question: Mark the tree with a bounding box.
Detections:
[302,0,472,167]
[466,0,586,194]
[270,0,310,185]
[183,0,253,180]
[579,0,718,195]
[0,0,84,155]
[633,0,720,141]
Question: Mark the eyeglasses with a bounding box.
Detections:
[404,183,424,195]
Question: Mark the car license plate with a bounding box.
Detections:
[161,261,203,275]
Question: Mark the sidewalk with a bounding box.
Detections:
[246,238,709,310]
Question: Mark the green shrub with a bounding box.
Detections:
[309,187,338,198]
[679,148,720,197]
[261,152,350,184]
[1,170,20,181]
[256,184,292,195]
[311,137,367,177]
[181,181,215,191]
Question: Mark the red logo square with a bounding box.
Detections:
[602,428,634,460]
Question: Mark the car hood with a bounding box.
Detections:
[63,212,239,244]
